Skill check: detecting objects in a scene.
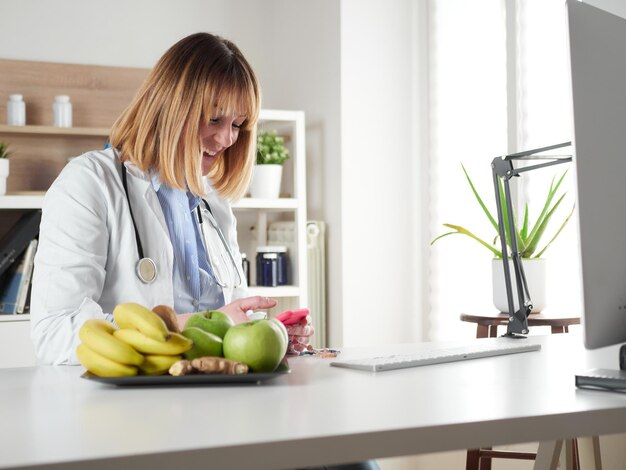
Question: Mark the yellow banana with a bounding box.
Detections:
[138,354,182,376]
[79,319,144,366]
[113,329,193,355]
[76,343,138,377]
[113,302,170,342]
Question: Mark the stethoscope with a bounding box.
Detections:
[120,163,242,288]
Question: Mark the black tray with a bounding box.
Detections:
[81,365,290,387]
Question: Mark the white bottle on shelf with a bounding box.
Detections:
[7,94,26,126]
[53,95,72,128]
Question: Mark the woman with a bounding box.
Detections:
[31,33,275,365]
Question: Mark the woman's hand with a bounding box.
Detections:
[218,296,277,324]
[176,296,277,330]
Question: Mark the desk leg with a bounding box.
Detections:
[592,436,603,470]
[551,326,566,334]
[564,439,576,470]
[534,441,562,470]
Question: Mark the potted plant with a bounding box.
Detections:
[249,130,290,199]
[0,142,11,196]
[431,163,575,313]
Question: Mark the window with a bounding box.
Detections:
[428,0,579,340]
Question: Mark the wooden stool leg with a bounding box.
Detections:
[476,325,489,339]
[466,449,480,470]
[573,438,580,470]
[576,436,603,470]
[479,447,492,470]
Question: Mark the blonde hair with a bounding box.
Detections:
[109,33,261,199]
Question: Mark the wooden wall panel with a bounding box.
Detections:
[0,59,149,128]
[0,59,150,192]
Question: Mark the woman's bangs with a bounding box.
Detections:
[203,76,259,130]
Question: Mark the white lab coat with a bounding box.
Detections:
[30,148,247,365]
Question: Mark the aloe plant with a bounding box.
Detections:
[431,163,575,259]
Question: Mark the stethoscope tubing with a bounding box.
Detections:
[120,160,241,288]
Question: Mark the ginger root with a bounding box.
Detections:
[168,357,249,376]
[152,305,180,333]
[191,357,249,375]
[169,359,194,377]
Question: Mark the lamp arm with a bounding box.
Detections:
[492,158,531,336]
[490,141,572,337]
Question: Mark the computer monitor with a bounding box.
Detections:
[567,0,626,349]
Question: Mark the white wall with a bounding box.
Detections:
[239,0,345,346]
[339,0,424,346]
[0,0,234,67]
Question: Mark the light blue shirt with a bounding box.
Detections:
[151,173,224,314]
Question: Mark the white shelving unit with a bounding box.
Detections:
[0,109,307,366]
[243,109,307,308]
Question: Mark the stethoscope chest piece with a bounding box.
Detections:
[136,257,157,284]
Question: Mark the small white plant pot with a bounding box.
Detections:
[492,258,547,314]
[0,159,9,196]
[249,164,283,199]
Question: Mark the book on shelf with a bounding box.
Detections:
[17,239,37,313]
[0,238,37,315]
[0,210,42,279]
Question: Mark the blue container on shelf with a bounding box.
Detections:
[255,246,288,286]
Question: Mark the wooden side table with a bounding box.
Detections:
[460,312,580,339]
[460,311,586,470]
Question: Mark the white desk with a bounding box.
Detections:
[1,334,626,469]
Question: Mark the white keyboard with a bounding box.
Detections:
[330,341,541,372]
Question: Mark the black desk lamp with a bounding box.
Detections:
[491,141,572,336]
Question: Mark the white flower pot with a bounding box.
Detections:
[492,258,546,313]
[249,164,283,199]
[0,159,9,196]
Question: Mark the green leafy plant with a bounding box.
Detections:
[256,130,289,165]
[0,142,11,159]
[431,163,575,259]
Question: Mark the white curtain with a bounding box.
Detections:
[428,0,579,341]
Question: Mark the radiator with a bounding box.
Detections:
[268,220,327,348]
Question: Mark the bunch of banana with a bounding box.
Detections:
[113,303,193,375]
[138,354,184,376]
[77,303,194,377]
[77,319,144,377]
[113,302,171,342]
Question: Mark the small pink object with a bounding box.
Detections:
[276,308,310,325]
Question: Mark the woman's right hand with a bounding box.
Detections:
[177,296,278,330]
[217,296,277,324]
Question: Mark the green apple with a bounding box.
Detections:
[268,318,289,353]
[185,310,234,339]
[223,320,288,373]
[181,327,223,360]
